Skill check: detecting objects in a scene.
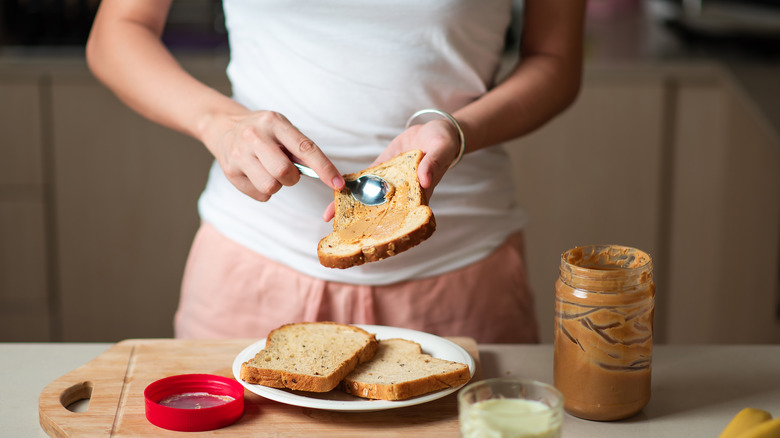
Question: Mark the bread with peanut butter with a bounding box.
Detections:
[318,149,436,269]
[342,338,471,401]
[239,322,378,392]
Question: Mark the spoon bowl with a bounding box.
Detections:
[293,163,390,206]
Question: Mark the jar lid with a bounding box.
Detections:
[144,374,244,432]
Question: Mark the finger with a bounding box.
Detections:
[228,174,270,202]
[417,150,448,189]
[254,145,301,187]
[418,167,433,189]
[422,186,434,204]
[220,153,271,202]
[242,159,283,201]
[416,156,439,201]
[239,118,301,187]
[274,121,344,190]
[322,201,336,222]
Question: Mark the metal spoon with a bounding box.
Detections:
[293,162,390,206]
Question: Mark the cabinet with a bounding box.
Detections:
[0,77,51,341]
[51,81,202,340]
[505,70,667,342]
[0,59,225,341]
[49,65,225,341]
[507,66,780,343]
[665,76,780,343]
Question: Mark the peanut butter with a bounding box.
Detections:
[553,245,654,421]
[334,207,408,244]
[335,180,405,244]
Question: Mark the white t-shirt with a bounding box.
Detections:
[198,0,529,285]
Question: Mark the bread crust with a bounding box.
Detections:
[343,369,470,401]
[318,208,436,269]
[342,338,471,401]
[240,322,378,393]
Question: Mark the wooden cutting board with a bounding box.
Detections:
[39,337,480,437]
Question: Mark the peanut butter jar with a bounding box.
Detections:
[553,244,654,421]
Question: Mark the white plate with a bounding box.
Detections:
[232,324,476,412]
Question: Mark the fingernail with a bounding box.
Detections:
[332,176,344,189]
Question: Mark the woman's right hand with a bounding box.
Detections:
[200,109,345,202]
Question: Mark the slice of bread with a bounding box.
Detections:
[318,149,436,269]
[240,322,378,392]
[342,338,471,401]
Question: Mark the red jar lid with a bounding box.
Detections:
[144,374,244,432]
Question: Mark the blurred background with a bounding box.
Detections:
[1,0,779,344]
[0,0,227,49]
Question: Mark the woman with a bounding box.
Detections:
[86,0,585,343]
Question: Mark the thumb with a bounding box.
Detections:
[322,201,336,222]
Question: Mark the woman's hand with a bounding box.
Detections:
[201,109,344,202]
[378,118,461,198]
[321,117,460,221]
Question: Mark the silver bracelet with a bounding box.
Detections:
[405,109,466,169]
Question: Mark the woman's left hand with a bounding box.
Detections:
[377,117,461,197]
[321,118,461,221]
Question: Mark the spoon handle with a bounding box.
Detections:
[293,162,319,178]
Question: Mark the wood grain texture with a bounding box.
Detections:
[39,337,480,437]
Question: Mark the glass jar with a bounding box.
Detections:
[553,244,655,421]
[459,378,564,438]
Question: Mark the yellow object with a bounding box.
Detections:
[719,408,773,438]
[734,418,780,438]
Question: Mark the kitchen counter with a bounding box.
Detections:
[2,342,779,437]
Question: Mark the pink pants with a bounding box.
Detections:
[174,223,539,343]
